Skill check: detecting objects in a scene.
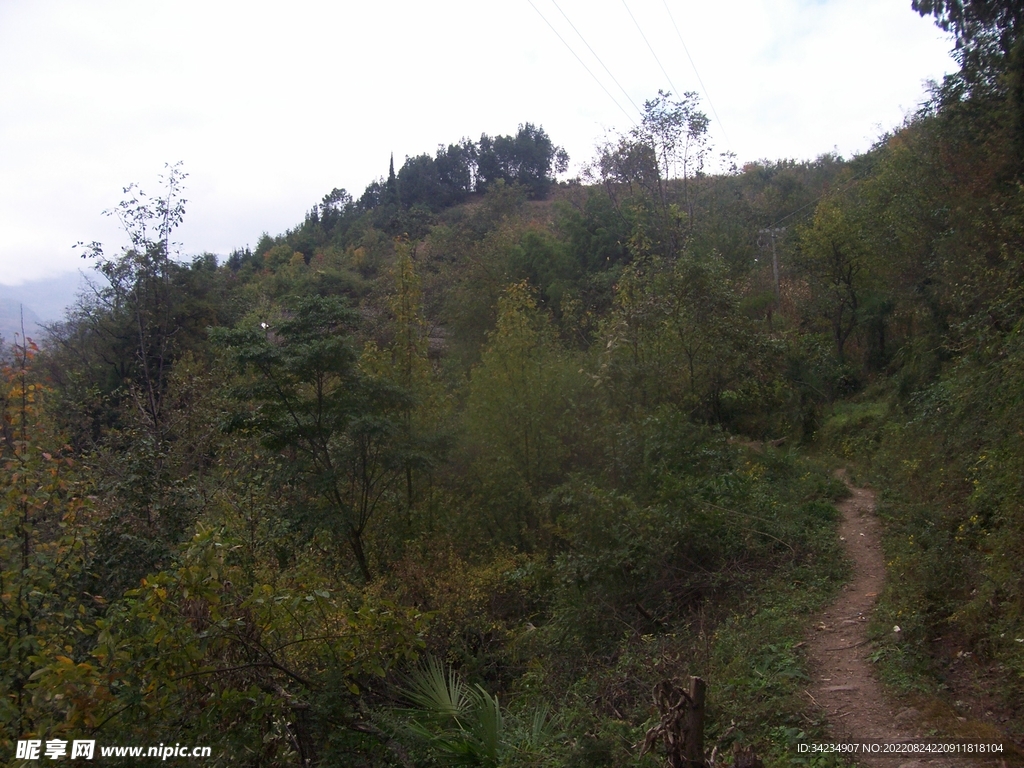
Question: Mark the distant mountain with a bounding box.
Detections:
[0,270,101,349]
[0,297,43,346]
[0,270,94,323]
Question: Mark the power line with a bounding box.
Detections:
[620,0,681,99]
[770,168,871,228]
[525,0,638,126]
[548,0,645,120]
[660,0,730,146]
[771,195,824,228]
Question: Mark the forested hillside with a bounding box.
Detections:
[4,2,1024,765]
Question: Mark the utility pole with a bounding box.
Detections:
[758,227,786,305]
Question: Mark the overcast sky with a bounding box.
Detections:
[1,0,956,287]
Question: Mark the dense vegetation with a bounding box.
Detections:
[4,3,1024,764]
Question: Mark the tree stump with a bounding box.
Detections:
[640,676,707,767]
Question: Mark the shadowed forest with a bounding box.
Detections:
[4,2,1024,765]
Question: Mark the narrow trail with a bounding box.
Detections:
[803,471,1001,768]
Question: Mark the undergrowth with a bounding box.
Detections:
[810,353,1024,746]
[388,445,853,767]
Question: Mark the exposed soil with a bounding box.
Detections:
[803,471,1022,768]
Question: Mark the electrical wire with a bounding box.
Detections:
[660,0,730,146]
[770,167,871,228]
[525,0,638,126]
[548,0,645,120]
[620,0,681,99]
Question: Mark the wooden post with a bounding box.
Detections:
[639,676,708,767]
[684,676,706,768]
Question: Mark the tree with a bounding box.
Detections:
[0,339,97,757]
[639,90,710,213]
[396,141,479,211]
[23,523,428,763]
[915,0,1024,171]
[797,197,867,363]
[318,187,355,237]
[477,124,567,199]
[67,162,192,430]
[913,0,1022,68]
[41,167,238,598]
[593,91,712,250]
[599,252,747,424]
[386,153,399,206]
[360,240,449,520]
[397,153,443,210]
[464,282,583,539]
[598,134,661,202]
[434,139,477,205]
[598,91,710,230]
[215,295,407,582]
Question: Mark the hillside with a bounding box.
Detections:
[4,4,1024,765]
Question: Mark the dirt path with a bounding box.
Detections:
[803,471,1003,768]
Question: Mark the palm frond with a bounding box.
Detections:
[402,656,471,721]
[471,686,503,764]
